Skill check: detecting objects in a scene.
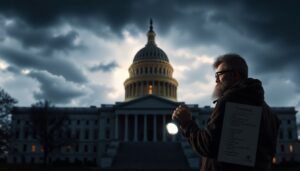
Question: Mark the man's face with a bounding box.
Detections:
[213,63,236,98]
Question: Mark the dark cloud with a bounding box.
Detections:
[0,47,87,83]
[0,0,133,32]
[4,19,85,55]
[89,61,118,72]
[6,65,21,75]
[0,0,300,105]
[28,70,86,104]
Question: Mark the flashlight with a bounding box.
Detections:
[166,119,179,135]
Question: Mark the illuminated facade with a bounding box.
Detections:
[8,20,300,169]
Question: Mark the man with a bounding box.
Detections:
[172,54,280,171]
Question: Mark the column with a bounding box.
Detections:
[134,114,138,142]
[125,114,128,142]
[163,82,165,96]
[153,115,157,142]
[115,115,119,139]
[166,83,168,97]
[129,84,132,97]
[172,85,174,98]
[152,80,155,95]
[146,81,149,95]
[169,84,171,97]
[140,82,143,96]
[163,115,166,142]
[133,83,136,97]
[158,81,161,96]
[166,83,170,97]
[143,114,147,142]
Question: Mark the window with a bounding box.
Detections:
[106,118,110,124]
[85,129,89,140]
[15,129,20,139]
[94,129,98,140]
[24,128,29,139]
[31,144,36,153]
[281,144,284,152]
[279,130,283,139]
[105,129,110,139]
[77,120,80,125]
[84,145,88,152]
[86,120,89,125]
[67,129,71,138]
[23,144,27,152]
[287,119,291,124]
[148,85,153,94]
[75,144,79,152]
[76,129,80,139]
[272,157,277,164]
[94,120,98,125]
[288,129,293,139]
[289,144,294,152]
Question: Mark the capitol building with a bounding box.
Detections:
[8,21,300,170]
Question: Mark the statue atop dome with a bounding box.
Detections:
[147,18,156,44]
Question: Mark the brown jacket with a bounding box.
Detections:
[181,78,280,171]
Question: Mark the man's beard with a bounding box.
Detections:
[212,80,232,99]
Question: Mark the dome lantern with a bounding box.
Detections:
[147,18,156,44]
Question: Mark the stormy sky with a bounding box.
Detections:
[0,0,299,120]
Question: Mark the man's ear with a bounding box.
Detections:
[233,71,241,81]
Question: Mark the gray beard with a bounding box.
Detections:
[212,81,232,99]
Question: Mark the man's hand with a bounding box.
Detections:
[172,105,192,128]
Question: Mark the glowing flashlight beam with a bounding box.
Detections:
[166,122,179,135]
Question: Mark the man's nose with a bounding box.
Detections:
[215,77,220,83]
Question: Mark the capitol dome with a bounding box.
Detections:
[124,19,178,101]
[133,42,169,63]
[133,19,169,63]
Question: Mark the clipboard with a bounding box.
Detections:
[217,102,262,166]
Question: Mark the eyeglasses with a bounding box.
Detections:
[215,70,234,78]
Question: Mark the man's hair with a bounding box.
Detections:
[213,53,248,79]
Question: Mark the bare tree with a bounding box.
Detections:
[30,100,74,165]
[0,88,17,161]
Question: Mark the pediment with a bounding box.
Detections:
[116,95,181,109]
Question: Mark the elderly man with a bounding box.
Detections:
[172,54,280,171]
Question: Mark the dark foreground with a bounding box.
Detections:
[1,164,300,171]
